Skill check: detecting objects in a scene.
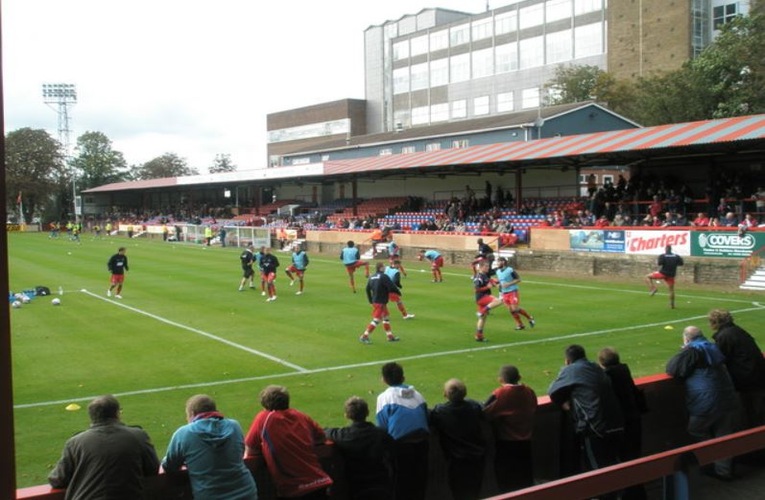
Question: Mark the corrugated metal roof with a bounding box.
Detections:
[323,114,765,175]
[87,177,180,192]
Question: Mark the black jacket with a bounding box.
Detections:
[713,323,765,391]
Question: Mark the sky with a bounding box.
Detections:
[3,0,491,173]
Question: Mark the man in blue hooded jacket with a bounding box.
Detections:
[162,394,257,499]
[666,326,738,480]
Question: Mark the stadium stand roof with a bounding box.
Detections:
[85,114,765,193]
[323,114,765,175]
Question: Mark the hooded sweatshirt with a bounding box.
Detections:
[162,413,257,500]
[376,384,429,441]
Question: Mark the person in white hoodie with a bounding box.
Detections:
[376,362,429,500]
[162,395,257,500]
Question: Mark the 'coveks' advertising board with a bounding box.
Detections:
[691,231,764,258]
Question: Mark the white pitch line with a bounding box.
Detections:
[15,304,764,410]
[79,289,308,373]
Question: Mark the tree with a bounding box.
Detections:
[129,153,199,180]
[210,153,237,173]
[5,128,66,223]
[544,65,614,105]
[688,14,765,118]
[71,131,129,190]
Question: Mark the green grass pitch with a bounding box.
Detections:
[8,232,765,487]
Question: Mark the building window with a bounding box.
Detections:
[430,58,449,87]
[431,103,449,122]
[412,106,430,125]
[495,42,518,73]
[450,53,471,83]
[472,17,493,41]
[497,92,514,112]
[452,139,470,149]
[546,0,572,22]
[393,40,409,61]
[410,34,429,56]
[574,0,602,15]
[472,47,494,79]
[393,110,410,130]
[473,96,490,116]
[393,66,409,95]
[450,23,470,47]
[410,62,429,91]
[713,3,741,30]
[452,99,467,119]
[495,11,517,35]
[574,22,603,59]
[430,29,449,51]
[519,3,544,29]
[401,145,416,154]
[426,142,442,152]
[519,36,544,69]
[546,29,572,64]
[379,148,393,156]
[522,87,540,109]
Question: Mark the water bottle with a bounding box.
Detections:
[58,286,64,296]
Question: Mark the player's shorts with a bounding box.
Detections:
[476,294,496,311]
[286,265,305,277]
[110,274,125,285]
[388,292,402,302]
[501,290,520,307]
[648,271,675,285]
[345,261,365,274]
[371,303,390,320]
[242,266,254,278]
[432,256,444,269]
[264,271,277,282]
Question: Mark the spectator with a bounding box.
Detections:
[245,385,333,499]
[430,378,487,500]
[598,348,647,500]
[648,195,664,218]
[162,395,257,499]
[376,362,430,500]
[739,213,757,234]
[753,186,765,215]
[548,345,624,487]
[666,326,738,481]
[483,365,537,492]
[692,212,710,227]
[324,396,394,500]
[722,212,739,227]
[48,395,160,499]
[709,309,765,428]
[594,214,610,228]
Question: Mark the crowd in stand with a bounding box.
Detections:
[47,310,764,500]
[72,173,765,243]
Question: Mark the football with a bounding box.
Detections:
[51,298,61,306]
[11,300,22,308]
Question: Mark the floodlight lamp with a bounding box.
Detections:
[42,83,77,102]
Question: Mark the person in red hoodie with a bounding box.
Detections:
[483,365,538,493]
[245,385,332,499]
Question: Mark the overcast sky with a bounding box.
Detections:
[3,0,490,173]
